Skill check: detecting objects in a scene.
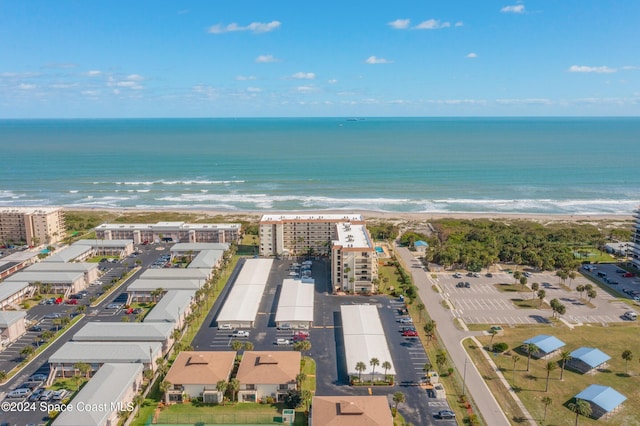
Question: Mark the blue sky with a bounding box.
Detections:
[1,1,639,117]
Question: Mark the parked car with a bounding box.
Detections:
[275,338,291,345]
[293,331,310,338]
[231,330,249,338]
[43,313,62,319]
[29,373,48,382]
[399,317,413,324]
[106,303,122,309]
[438,409,456,419]
[39,390,54,401]
[453,273,462,278]
[218,323,233,330]
[52,389,69,401]
[485,273,493,278]
[29,325,43,332]
[624,272,635,278]
[402,330,419,337]
[66,299,78,305]
[623,311,637,321]
[28,388,44,401]
[464,282,471,288]
[7,388,31,399]
[277,323,292,330]
[456,282,465,288]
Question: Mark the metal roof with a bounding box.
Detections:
[43,245,93,262]
[4,271,84,283]
[73,322,174,341]
[523,335,565,354]
[171,243,230,252]
[52,363,144,426]
[0,310,27,327]
[126,278,203,292]
[0,281,30,303]
[275,279,314,323]
[570,347,611,368]
[74,239,134,248]
[234,258,273,285]
[143,290,195,323]
[139,268,208,281]
[188,250,224,269]
[49,342,161,364]
[27,262,98,273]
[575,384,627,413]
[216,284,266,323]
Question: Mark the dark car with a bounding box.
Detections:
[29,325,43,332]
[464,282,471,288]
[438,409,456,419]
[485,273,493,278]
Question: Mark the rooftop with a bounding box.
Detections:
[334,223,374,250]
[569,347,611,368]
[311,396,393,426]
[127,278,203,292]
[0,206,62,214]
[4,271,84,283]
[73,322,174,341]
[171,243,230,252]
[236,351,301,385]
[523,335,565,354]
[575,384,627,413]
[74,239,134,248]
[260,213,364,223]
[49,341,161,364]
[27,261,98,273]
[143,290,195,323]
[0,310,27,327]
[165,351,236,385]
[0,281,30,303]
[139,268,209,281]
[43,245,93,263]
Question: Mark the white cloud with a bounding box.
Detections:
[295,85,317,93]
[496,98,553,105]
[501,5,526,13]
[365,56,393,64]
[328,79,338,84]
[455,21,464,27]
[466,52,478,58]
[18,83,36,90]
[388,19,410,29]
[414,19,451,30]
[568,65,617,74]
[622,66,640,70]
[208,20,281,34]
[256,54,279,63]
[246,87,262,92]
[81,90,100,96]
[50,83,79,89]
[85,70,102,76]
[236,75,257,81]
[291,72,316,80]
[126,74,144,81]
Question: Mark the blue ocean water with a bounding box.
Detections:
[1,117,639,214]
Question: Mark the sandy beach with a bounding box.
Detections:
[66,206,634,226]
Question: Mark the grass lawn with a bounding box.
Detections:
[511,298,552,310]
[472,323,640,426]
[377,262,404,295]
[573,248,616,263]
[157,401,306,425]
[494,283,531,293]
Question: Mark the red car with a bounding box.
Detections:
[402,330,419,337]
[624,272,635,278]
[66,299,78,305]
[293,331,310,338]
[54,297,63,305]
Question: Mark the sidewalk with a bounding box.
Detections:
[396,246,512,426]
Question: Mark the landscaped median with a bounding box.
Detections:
[89,266,140,307]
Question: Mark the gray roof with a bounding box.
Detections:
[575,385,627,413]
[171,243,230,252]
[0,310,27,327]
[4,271,84,284]
[73,322,174,342]
[26,262,98,273]
[188,250,224,269]
[0,281,30,303]
[43,245,93,263]
[143,290,195,323]
[49,341,161,364]
[0,251,40,262]
[126,278,203,292]
[74,239,134,248]
[139,268,208,281]
[52,363,144,426]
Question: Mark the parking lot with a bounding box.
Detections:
[434,269,633,326]
[192,258,455,425]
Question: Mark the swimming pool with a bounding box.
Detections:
[375,247,384,253]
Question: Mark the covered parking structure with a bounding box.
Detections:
[216,259,273,328]
[341,304,395,382]
[567,347,611,374]
[275,278,314,329]
[574,384,626,419]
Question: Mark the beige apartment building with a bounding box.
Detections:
[259,214,365,257]
[331,222,378,293]
[95,221,241,244]
[0,207,65,246]
[632,208,640,270]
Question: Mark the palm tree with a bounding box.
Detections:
[74,362,91,378]
[537,289,546,307]
[228,378,240,403]
[567,398,592,425]
[151,287,164,303]
[525,343,539,371]
[541,396,553,422]
[531,282,539,299]
[568,271,577,289]
[488,328,498,348]
[369,357,380,382]
[559,350,572,380]
[231,339,243,352]
[296,372,306,389]
[392,391,405,410]
[576,284,585,299]
[301,389,312,411]
[160,381,172,403]
[511,354,520,382]
[382,361,392,378]
[424,320,436,342]
[243,341,254,351]
[416,303,425,322]
[519,276,527,290]
[156,358,169,376]
[621,349,633,374]
[20,345,35,359]
[216,380,227,405]
[435,350,448,373]
[544,361,557,392]
[513,270,521,285]
[355,362,366,381]
[0,370,7,382]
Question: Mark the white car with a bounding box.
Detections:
[275,338,291,345]
[453,273,462,278]
[218,323,233,330]
[277,323,292,330]
[399,317,413,324]
[231,330,249,338]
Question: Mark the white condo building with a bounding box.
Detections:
[331,222,378,293]
[0,207,65,246]
[95,221,241,244]
[632,208,640,269]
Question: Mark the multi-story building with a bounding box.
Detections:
[259,214,365,257]
[331,222,378,293]
[632,208,640,269]
[0,207,65,246]
[95,221,241,244]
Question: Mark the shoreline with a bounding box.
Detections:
[65,206,634,224]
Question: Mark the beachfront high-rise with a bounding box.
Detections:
[0,207,66,246]
[632,208,640,270]
[331,222,378,293]
[259,214,366,257]
[95,222,241,244]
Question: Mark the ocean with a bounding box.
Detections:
[1,117,639,215]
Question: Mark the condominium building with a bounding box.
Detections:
[95,221,241,244]
[0,207,65,246]
[331,222,378,293]
[259,214,365,257]
[632,208,640,269]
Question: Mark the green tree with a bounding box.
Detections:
[21,345,35,359]
[544,361,557,392]
[556,270,568,286]
[576,284,585,299]
[74,362,91,378]
[369,357,380,381]
[513,270,521,284]
[301,389,312,411]
[243,341,254,351]
[435,350,448,373]
[0,370,7,382]
[160,381,172,402]
[296,372,306,388]
[382,360,392,377]
[519,276,528,290]
[559,350,572,380]
[488,328,498,348]
[621,350,633,374]
[525,343,539,371]
[512,354,520,382]
[216,380,227,405]
[355,362,366,381]
[228,378,240,403]
[293,340,311,355]
[586,289,597,303]
[530,282,539,299]
[541,396,553,422]
[567,398,592,426]
[423,320,436,342]
[568,271,577,288]
[156,358,169,376]
[392,391,405,410]
[231,340,243,352]
[537,289,546,307]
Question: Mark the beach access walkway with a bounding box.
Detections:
[396,246,536,426]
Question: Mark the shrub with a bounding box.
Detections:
[492,342,509,353]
